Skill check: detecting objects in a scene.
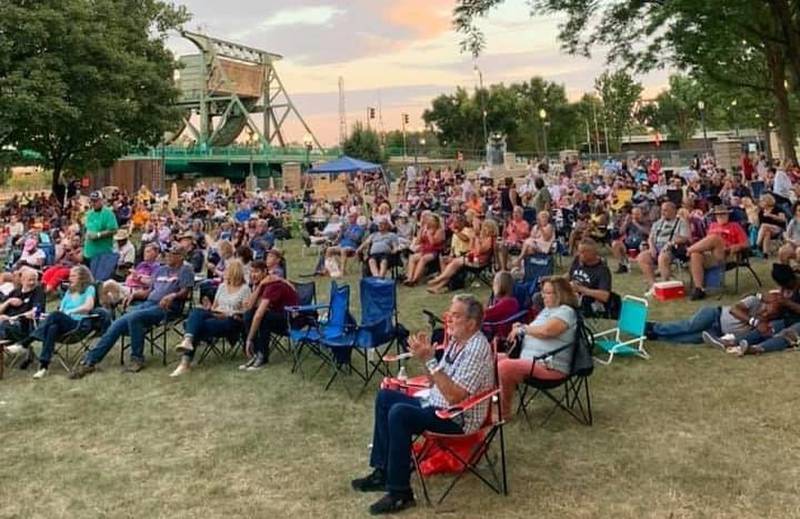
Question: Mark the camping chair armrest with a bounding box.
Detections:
[530,342,573,361]
[527,342,574,377]
[592,328,619,338]
[435,388,500,420]
[483,309,530,329]
[422,310,444,326]
[286,303,328,313]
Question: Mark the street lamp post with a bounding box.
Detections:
[539,108,548,160]
[415,136,426,166]
[303,133,313,172]
[697,100,708,152]
[730,99,740,137]
[474,64,488,159]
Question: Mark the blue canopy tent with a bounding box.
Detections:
[307,155,389,193]
[308,155,383,174]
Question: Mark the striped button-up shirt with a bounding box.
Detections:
[427,331,494,434]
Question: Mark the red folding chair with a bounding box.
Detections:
[409,342,508,506]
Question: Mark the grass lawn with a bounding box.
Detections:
[2,239,799,519]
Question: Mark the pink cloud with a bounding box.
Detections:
[384,0,453,40]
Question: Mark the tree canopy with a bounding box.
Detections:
[343,122,385,164]
[0,0,189,200]
[454,0,800,161]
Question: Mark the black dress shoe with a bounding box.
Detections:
[351,468,385,492]
[368,492,415,515]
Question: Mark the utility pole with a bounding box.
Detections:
[401,113,409,159]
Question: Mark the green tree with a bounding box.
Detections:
[453,0,800,161]
[594,70,643,152]
[0,0,189,202]
[644,75,705,147]
[343,122,385,164]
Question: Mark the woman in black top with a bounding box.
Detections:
[757,194,787,258]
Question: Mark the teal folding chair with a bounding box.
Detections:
[592,295,649,364]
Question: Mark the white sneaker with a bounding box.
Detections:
[176,338,194,353]
[643,287,654,298]
[5,344,26,355]
[238,357,256,371]
[32,368,47,379]
[169,362,191,377]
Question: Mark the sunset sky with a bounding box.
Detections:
[171,0,673,147]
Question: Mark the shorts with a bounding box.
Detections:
[369,253,391,264]
[701,251,724,268]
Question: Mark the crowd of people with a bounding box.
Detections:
[2,150,800,515]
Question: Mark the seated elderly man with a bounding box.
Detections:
[350,294,494,515]
[686,205,749,300]
[637,201,691,297]
[1,268,46,363]
[70,244,194,378]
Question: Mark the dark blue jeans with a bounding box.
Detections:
[369,389,462,494]
[182,308,241,360]
[30,311,86,367]
[738,321,798,352]
[243,309,286,357]
[652,306,722,344]
[84,301,167,365]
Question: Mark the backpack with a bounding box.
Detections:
[571,315,595,377]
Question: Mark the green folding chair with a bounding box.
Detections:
[593,295,649,364]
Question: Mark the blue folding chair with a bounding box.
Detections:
[287,281,352,378]
[593,295,649,364]
[266,280,316,359]
[320,277,399,393]
[523,252,554,287]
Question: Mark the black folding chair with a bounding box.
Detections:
[725,249,762,293]
[53,311,109,374]
[517,314,595,428]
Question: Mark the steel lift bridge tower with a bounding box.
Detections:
[168,31,323,151]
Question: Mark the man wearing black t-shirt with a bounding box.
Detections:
[569,238,613,317]
[1,268,46,364]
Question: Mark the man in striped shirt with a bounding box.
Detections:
[351,294,494,515]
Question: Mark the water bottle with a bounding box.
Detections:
[397,366,408,383]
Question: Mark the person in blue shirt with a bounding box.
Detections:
[10,266,98,379]
[71,245,194,378]
[249,219,275,259]
[324,212,366,276]
[234,201,252,224]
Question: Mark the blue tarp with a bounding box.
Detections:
[308,155,382,174]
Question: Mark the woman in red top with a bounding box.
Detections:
[425,219,498,294]
[404,214,445,286]
[482,271,520,343]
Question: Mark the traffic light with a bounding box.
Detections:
[402,113,409,125]
[369,107,376,119]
